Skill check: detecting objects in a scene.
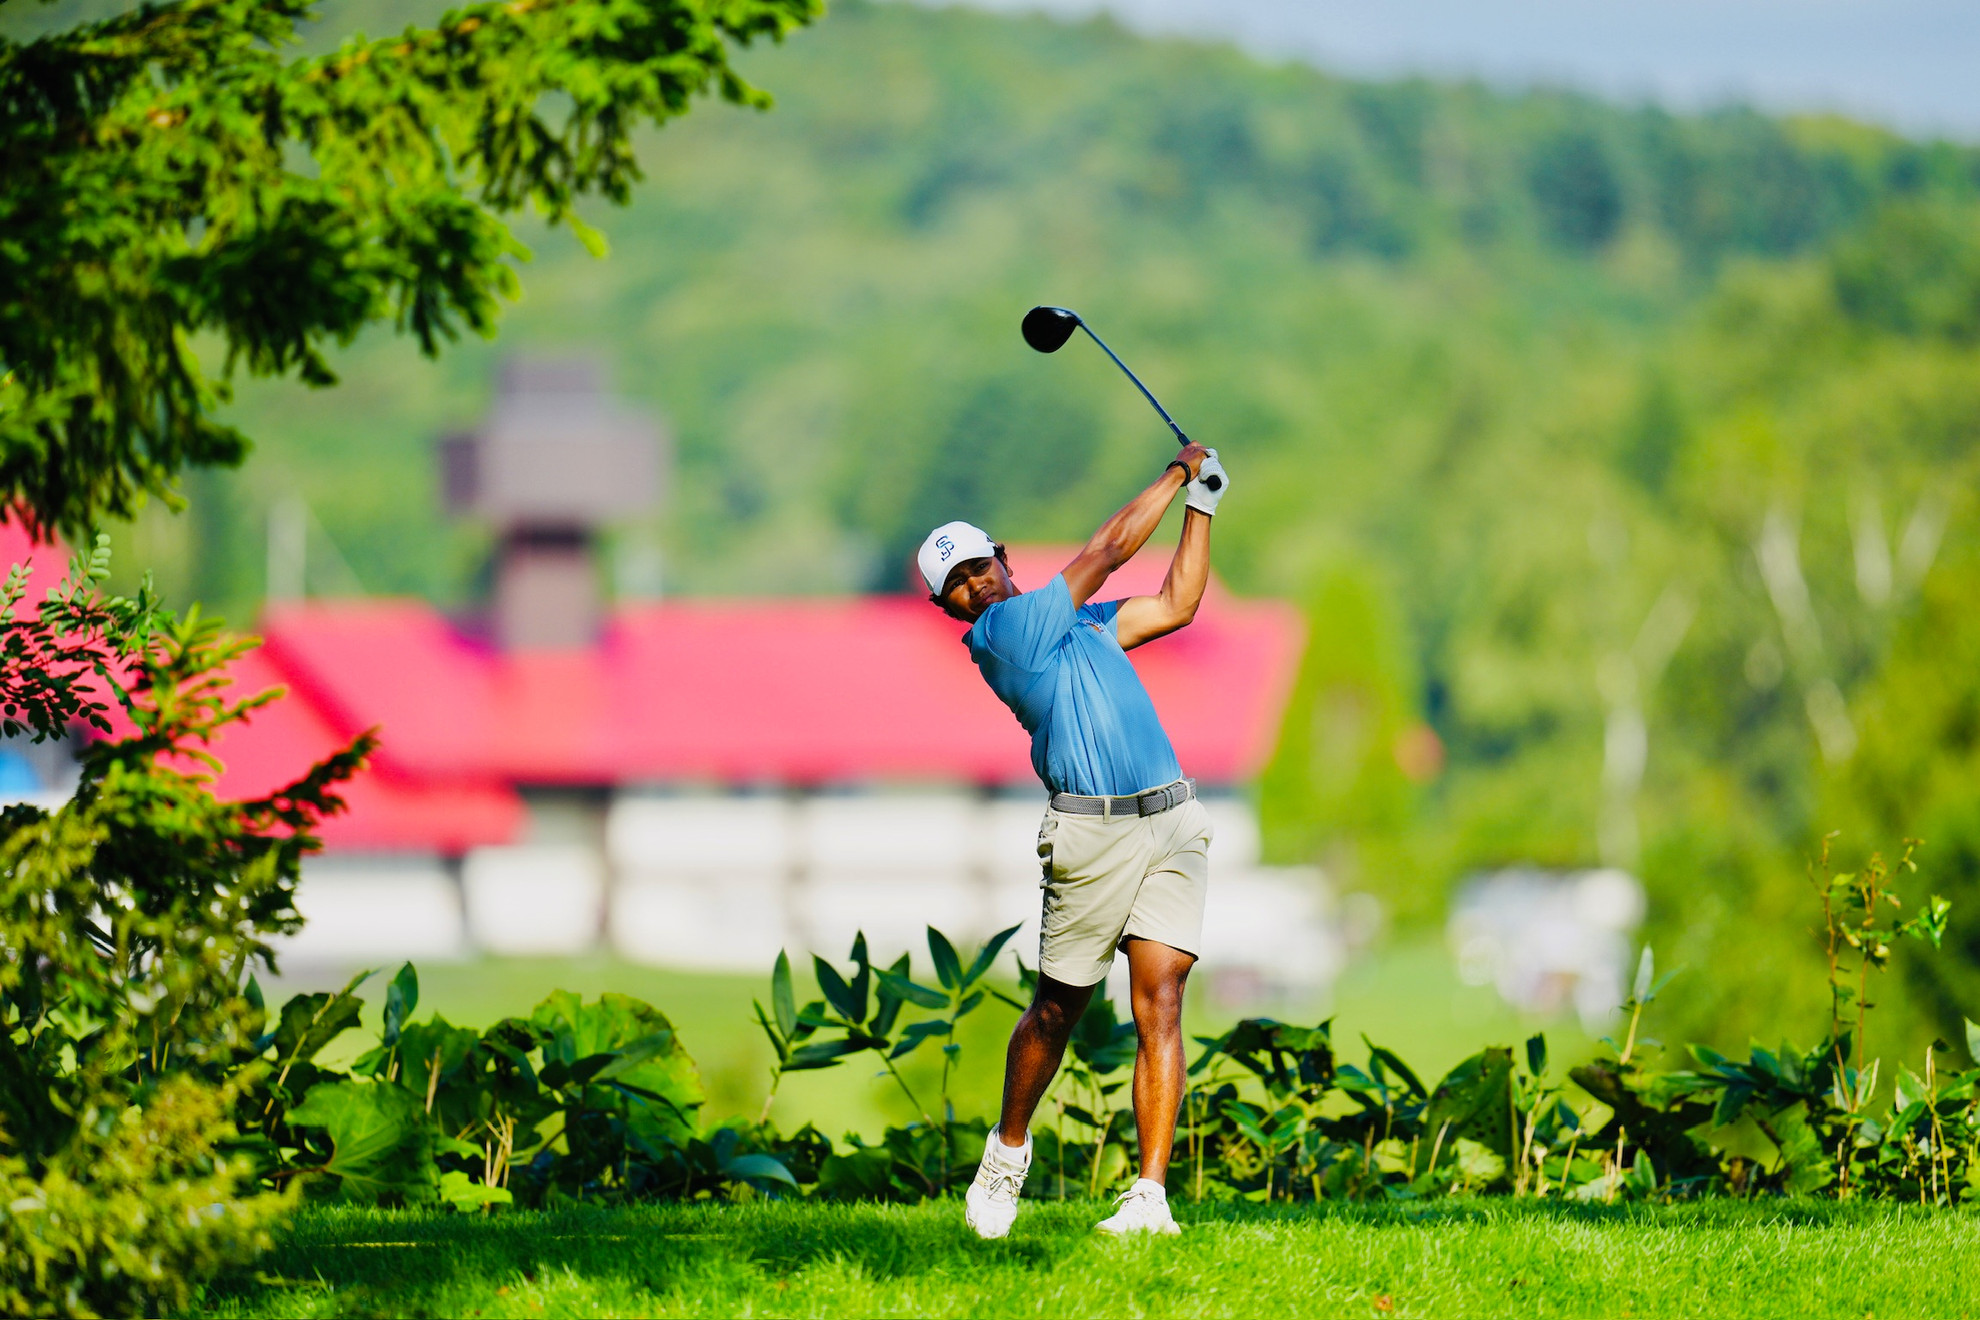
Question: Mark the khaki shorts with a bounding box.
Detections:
[1034,796,1213,987]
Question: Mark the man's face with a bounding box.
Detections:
[940,553,1015,621]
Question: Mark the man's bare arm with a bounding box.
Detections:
[1113,506,1211,650]
[1061,444,1208,609]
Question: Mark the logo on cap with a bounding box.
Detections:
[936,536,955,560]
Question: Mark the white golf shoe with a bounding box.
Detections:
[964,1128,1031,1239]
[1094,1179,1181,1236]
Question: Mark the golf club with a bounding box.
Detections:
[1021,305,1221,491]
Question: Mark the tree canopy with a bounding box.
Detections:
[0,0,819,537]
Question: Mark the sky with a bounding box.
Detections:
[919,0,1980,139]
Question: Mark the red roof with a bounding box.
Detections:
[0,523,521,852]
[201,647,523,853]
[0,521,61,613]
[194,545,1301,853]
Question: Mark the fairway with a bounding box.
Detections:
[199,1200,1974,1319]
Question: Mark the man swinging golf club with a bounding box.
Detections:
[917,439,1229,1239]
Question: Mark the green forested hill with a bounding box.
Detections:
[11,0,1980,1049]
[122,0,1972,609]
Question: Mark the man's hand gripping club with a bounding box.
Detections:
[1062,443,1228,651]
[1185,449,1228,515]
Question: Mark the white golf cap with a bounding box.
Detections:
[916,520,998,595]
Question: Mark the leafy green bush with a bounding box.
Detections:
[753,925,1022,1197]
[0,1074,286,1319]
[1157,840,1973,1206]
[216,829,1980,1219]
[1561,842,1966,1203]
[235,963,807,1208]
[705,838,1977,1208]
[0,1073,289,1319]
[0,541,367,1316]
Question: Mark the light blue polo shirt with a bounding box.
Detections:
[966,574,1182,797]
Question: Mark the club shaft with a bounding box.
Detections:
[1078,323,1189,447]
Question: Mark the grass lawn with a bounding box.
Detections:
[198,1199,1975,1319]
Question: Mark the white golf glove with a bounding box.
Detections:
[1185,448,1228,515]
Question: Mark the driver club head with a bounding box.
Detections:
[1021,305,1081,353]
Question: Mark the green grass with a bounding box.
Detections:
[262,936,1596,1142]
[197,1198,1978,1319]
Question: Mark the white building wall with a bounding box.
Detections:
[796,792,985,956]
[461,844,605,955]
[286,788,1344,1005]
[275,855,467,964]
[607,794,795,970]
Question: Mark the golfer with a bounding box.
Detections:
[916,441,1229,1239]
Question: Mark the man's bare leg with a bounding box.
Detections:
[968,972,1095,1238]
[1124,936,1196,1183]
[996,972,1097,1146]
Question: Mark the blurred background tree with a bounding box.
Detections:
[7,0,1978,1068]
[0,0,818,537]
